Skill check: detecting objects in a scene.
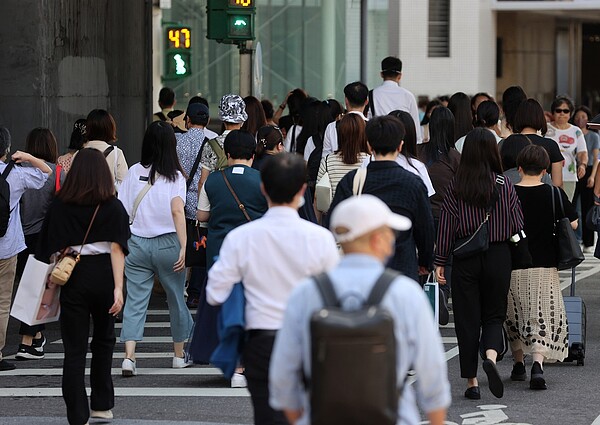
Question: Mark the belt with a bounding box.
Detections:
[247,329,278,339]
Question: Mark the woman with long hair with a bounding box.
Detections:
[276,88,308,138]
[118,121,193,375]
[36,148,130,424]
[57,119,86,173]
[500,86,527,137]
[572,106,600,251]
[448,92,474,142]
[316,113,370,205]
[435,128,523,400]
[506,145,575,390]
[15,128,65,360]
[242,96,267,137]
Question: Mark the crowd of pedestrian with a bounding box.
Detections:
[0,54,597,425]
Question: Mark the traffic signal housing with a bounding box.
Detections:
[207,0,256,44]
[164,26,192,80]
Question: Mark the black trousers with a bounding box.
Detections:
[243,332,288,425]
[574,165,595,247]
[60,255,116,425]
[451,242,511,379]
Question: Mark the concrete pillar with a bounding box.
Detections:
[0,0,150,163]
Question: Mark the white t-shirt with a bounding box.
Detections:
[361,154,436,197]
[283,125,303,153]
[322,111,368,157]
[455,128,502,153]
[118,163,186,238]
[546,123,588,182]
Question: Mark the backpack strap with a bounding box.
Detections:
[207,138,226,169]
[103,146,115,158]
[365,269,400,306]
[368,90,375,117]
[313,273,339,308]
[186,138,206,189]
[2,160,15,179]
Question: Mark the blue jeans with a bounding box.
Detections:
[121,233,193,343]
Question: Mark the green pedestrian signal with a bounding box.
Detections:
[207,0,256,45]
[164,26,192,80]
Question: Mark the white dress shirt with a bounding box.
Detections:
[206,206,339,330]
[369,81,422,143]
[322,111,368,157]
[284,125,303,153]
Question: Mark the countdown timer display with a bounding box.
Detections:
[229,0,253,6]
[166,27,191,50]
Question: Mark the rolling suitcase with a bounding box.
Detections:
[563,267,586,366]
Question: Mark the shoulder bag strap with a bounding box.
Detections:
[366,269,400,305]
[352,167,368,196]
[74,204,101,260]
[2,160,15,179]
[55,165,62,192]
[186,138,206,189]
[325,154,330,173]
[221,170,251,222]
[313,273,339,308]
[290,125,297,153]
[103,146,114,158]
[129,182,152,225]
[368,90,375,117]
[555,185,566,217]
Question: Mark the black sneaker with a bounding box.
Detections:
[32,334,46,352]
[15,344,44,360]
[0,359,16,371]
[530,361,547,390]
[510,361,527,381]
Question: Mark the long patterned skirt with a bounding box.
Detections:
[505,267,569,362]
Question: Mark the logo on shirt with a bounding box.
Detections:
[559,135,575,146]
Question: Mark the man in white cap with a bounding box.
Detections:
[269,194,450,425]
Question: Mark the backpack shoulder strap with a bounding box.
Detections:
[2,160,15,179]
[313,273,339,308]
[103,146,115,157]
[368,90,375,117]
[186,138,206,189]
[366,269,400,306]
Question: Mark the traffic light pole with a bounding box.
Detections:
[239,41,253,97]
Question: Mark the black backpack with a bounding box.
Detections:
[310,269,399,425]
[0,161,15,237]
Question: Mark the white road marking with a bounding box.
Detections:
[0,388,249,397]
[52,336,186,344]
[591,414,600,425]
[4,352,175,360]
[0,367,222,376]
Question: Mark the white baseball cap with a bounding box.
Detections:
[330,194,412,243]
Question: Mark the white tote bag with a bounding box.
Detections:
[315,155,332,212]
[10,255,61,326]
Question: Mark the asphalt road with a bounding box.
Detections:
[1,254,599,425]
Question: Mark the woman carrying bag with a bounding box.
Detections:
[435,128,524,400]
[36,148,130,425]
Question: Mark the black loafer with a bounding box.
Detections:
[530,361,547,390]
[510,361,527,381]
[483,358,504,398]
[464,386,481,400]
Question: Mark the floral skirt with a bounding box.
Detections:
[505,267,568,362]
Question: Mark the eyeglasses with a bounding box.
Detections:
[554,108,571,114]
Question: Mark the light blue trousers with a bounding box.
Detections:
[121,233,193,343]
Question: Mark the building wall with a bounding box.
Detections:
[391,0,496,99]
[0,0,149,162]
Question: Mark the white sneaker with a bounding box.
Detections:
[172,356,192,369]
[231,372,247,388]
[90,409,113,419]
[121,358,137,377]
[583,245,594,254]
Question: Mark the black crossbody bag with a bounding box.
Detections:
[453,175,504,260]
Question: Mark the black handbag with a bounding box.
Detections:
[453,176,504,260]
[185,220,207,267]
[552,186,584,270]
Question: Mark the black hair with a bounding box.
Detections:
[512,98,548,135]
[140,121,185,184]
[500,134,531,171]
[474,101,500,129]
[255,125,283,159]
[471,92,493,116]
[516,144,550,176]
[0,127,11,158]
[159,87,175,108]
[86,109,116,143]
[422,107,455,163]
[261,99,275,120]
[502,86,527,131]
[366,115,405,156]
[68,119,87,150]
[551,95,575,115]
[388,110,417,160]
[25,128,58,163]
[188,96,209,108]
[420,99,442,126]
[571,105,594,126]
[224,130,256,160]
[287,88,308,122]
[455,128,503,208]
[187,110,209,127]
[343,82,369,108]
[242,96,267,136]
[324,98,344,120]
[448,92,473,141]
[57,148,114,205]
[295,99,333,155]
[381,56,402,78]
[260,153,306,204]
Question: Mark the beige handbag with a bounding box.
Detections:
[50,205,100,286]
[315,155,332,212]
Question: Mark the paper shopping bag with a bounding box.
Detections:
[10,255,60,326]
[423,276,439,325]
